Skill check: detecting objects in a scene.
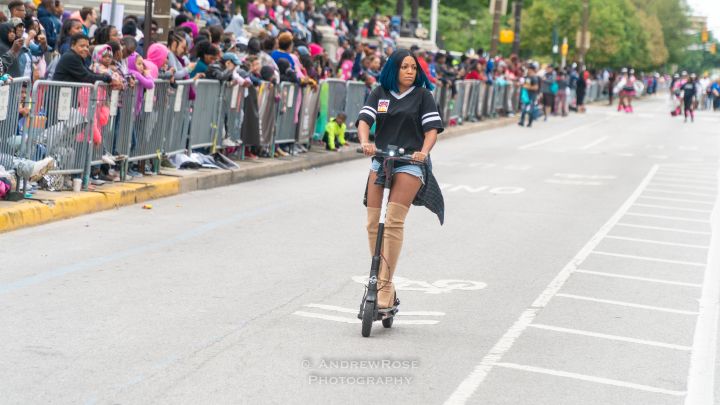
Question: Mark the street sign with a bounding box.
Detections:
[489,0,509,16]
[576,30,591,50]
[500,29,514,44]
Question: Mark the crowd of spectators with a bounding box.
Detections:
[0,0,646,194]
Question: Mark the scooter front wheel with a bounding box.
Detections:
[361,301,375,337]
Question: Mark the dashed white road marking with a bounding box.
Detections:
[545,179,605,186]
[574,269,702,288]
[304,304,446,317]
[591,251,706,267]
[652,183,717,191]
[442,165,659,405]
[644,189,716,198]
[517,118,609,150]
[633,203,713,214]
[529,323,692,350]
[654,177,717,185]
[615,223,711,235]
[603,235,709,249]
[639,196,715,205]
[292,311,440,325]
[624,212,711,223]
[579,136,609,150]
[555,293,699,315]
[494,363,687,397]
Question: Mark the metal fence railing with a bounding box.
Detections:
[0,78,29,170]
[2,75,623,194]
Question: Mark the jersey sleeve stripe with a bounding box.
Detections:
[422,116,442,125]
[422,112,440,120]
[359,109,376,120]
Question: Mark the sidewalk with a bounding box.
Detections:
[0,117,515,233]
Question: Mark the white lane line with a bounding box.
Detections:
[494,363,686,397]
[544,179,605,186]
[529,323,692,350]
[292,311,440,325]
[615,223,711,235]
[591,251,706,267]
[604,235,709,249]
[575,269,702,288]
[624,212,711,223]
[654,177,717,185]
[555,293,699,315]
[293,311,358,323]
[652,183,718,191]
[657,173,717,180]
[633,203,712,214]
[639,196,715,205]
[683,163,720,405]
[645,189,716,198]
[303,303,445,316]
[518,118,609,150]
[579,136,609,150]
[442,165,659,405]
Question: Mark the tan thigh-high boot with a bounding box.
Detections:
[367,207,381,255]
[377,202,409,308]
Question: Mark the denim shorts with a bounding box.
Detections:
[370,158,425,185]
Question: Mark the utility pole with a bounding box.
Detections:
[143,0,153,56]
[578,0,589,64]
[511,0,522,56]
[430,0,439,44]
[489,0,503,56]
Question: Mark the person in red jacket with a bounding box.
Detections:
[411,45,435,84]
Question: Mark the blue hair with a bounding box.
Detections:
[378,49,434,92]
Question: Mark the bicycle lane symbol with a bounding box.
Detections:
[351,276,488,294]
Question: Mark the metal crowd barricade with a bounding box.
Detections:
[344,81,366,135]
[509,82,520,113]
[220,82,245,145]
[273,81,301,147]
[188,79,223,150]
[91,83,135,168]
[314,79,346,140]
[297,86,320,146]
[26,80,98,188]
[492,81,506,117]
[449,80,465,125]
[482,82,494,118]
[0,78,29,170]
[123,80,174,171]
[163,80,193,157]
[256,80,277,148]
[465,80,481,122]
[459,80,473,123]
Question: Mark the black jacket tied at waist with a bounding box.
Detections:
[363,156,445,225]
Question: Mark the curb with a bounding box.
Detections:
[0,117,516,233]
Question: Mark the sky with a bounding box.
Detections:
[686,0,720,36]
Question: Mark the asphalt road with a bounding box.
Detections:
[1,95,719,405]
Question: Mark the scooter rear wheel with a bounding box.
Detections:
[361,301,375,337]
[382,316,394,328]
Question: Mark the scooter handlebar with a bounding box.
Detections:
[355,147,416,160]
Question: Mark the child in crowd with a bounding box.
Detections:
[323,112,346,151]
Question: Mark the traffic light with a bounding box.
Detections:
[701,28,709,43]
[711,43,717,55]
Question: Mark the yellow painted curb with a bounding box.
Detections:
[0,175,181,233]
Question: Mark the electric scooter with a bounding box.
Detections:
[356,145,420,337]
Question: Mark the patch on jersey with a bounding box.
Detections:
[377,99,390,113]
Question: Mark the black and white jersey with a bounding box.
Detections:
[357,85,444,153]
